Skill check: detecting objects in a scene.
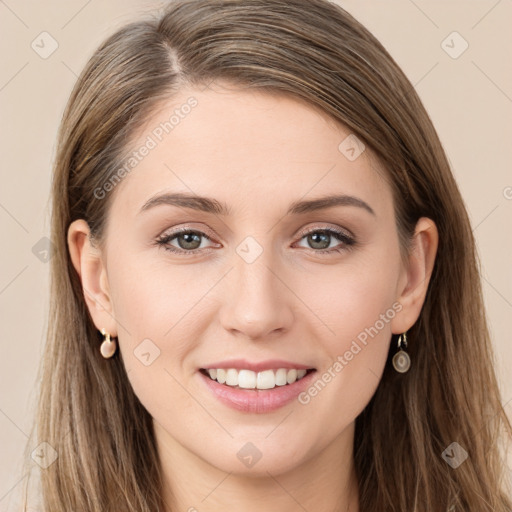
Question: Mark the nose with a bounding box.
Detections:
[219,247,295,341]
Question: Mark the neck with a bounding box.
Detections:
[155,420,359,512]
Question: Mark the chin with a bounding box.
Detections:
[204,442,309,477]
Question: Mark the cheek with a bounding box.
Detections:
[294,250,399,414]
[107,251,214,390]
[107,256,201,419]
[303,250,400,351]
[109,240,399,368]
[108,250,198,336]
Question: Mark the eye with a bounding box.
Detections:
[155,228,219,256]
[155,225,356,256]
[293,226,356,254]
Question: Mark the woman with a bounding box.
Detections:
[17,0,512,510]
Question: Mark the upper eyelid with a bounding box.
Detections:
[158,224,216,240]
[295,224,353,239]
[158,224,353,246]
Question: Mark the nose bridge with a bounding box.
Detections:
[220,235,293,339]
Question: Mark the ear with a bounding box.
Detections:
[67,219,118,337]
[391,217,438,334]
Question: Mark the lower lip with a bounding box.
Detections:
[198,369,317,413]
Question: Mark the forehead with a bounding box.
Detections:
[107,83,392,221]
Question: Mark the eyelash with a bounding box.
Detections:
[154,226,356,257]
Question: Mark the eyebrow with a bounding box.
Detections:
[139,192,376,217]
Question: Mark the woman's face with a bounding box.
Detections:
[72,82,435,477]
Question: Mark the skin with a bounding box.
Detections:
[68,81,438,512]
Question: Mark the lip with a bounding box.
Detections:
[199,358,314,372]
[198,368,318,413]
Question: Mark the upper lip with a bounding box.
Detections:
[200,359,315,372]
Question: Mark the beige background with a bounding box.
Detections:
[1,0,511,508]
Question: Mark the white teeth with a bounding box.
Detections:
[203,367,311,389]
[225,369,238,386]
[257,369,275,389]
[275,368,288,386]
[238,369,257,389]
[286,369,297,384]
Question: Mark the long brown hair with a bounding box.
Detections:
[18,0,511,510]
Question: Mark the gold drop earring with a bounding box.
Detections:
[100,328,117,358]
[392,332,411,373]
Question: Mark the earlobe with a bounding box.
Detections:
[67,219,118,337]
[391,217,438,334]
